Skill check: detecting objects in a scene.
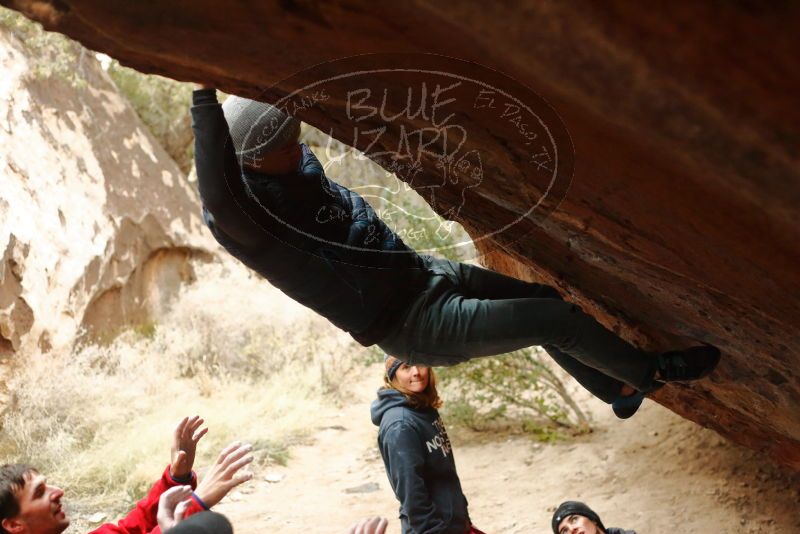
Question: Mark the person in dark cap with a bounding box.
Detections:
[191,85,720,419]
[552,501,636,534]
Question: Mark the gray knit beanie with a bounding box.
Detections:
[221,96,301,159]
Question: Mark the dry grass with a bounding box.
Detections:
[0,259,367,530]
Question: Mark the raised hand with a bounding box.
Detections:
[348,516,389,534]
[170,415,209,479]
[194,441,254,508]
[156,485,193,532]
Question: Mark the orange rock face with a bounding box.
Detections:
[2,1,799,466]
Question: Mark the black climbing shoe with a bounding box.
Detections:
[612,390,646,419]
[656,345,720,382]
[611,381,665,420]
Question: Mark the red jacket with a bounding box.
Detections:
[88,466,207,534]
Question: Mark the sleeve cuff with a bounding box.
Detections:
[191,492,211,511]
[193,88,218,106]
[169,471,195,485]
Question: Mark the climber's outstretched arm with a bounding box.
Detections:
[191,87,265,248]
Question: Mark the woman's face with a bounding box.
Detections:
[558,514,601,534]
[395,364,430,393]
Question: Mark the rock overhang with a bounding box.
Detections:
[2,0,799,466]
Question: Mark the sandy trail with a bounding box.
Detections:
[216,363,800,533]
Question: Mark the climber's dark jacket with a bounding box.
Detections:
[191,89,427,345]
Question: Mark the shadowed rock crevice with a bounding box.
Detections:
[0,234,33,352]
[78,246,210,344]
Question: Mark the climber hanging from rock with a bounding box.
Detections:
[190,85,720,419]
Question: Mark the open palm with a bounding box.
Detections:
[170,415,209,479]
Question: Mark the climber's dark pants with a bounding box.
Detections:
[378,256,656,403]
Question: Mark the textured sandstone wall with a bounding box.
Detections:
[0,1,798,466]
[0,26,214,359]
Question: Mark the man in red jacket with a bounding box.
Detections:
[0,416,253,534]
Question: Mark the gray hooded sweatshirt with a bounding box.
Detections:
[371,389,469,534]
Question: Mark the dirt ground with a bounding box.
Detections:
[214,363,800,534]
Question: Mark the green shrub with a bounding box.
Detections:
[437,347,590,439]
[0,6,88,87]
[106,61,195,174]
[1,7,195,173]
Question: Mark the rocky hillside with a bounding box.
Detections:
[0,24,213,362]
[0,1,798,467]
